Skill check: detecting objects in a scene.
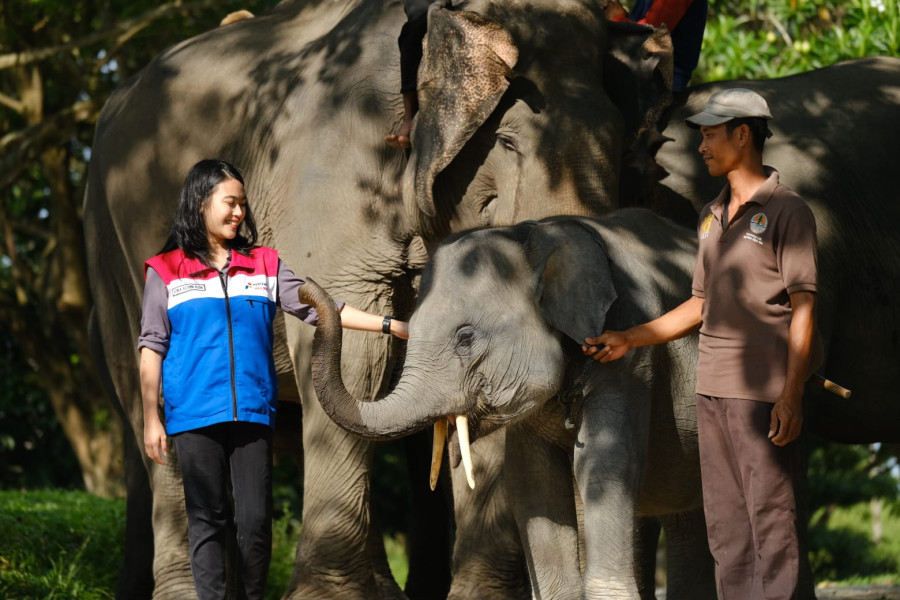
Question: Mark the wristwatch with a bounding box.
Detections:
[382,315,393,335]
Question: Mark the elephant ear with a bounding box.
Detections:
[603,20,674,148]
[403,4,518,221]
[526,219,617,346]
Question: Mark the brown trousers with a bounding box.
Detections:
[696,395,806,600]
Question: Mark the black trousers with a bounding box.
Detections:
[399,0,434,92]
[173,422,273,600]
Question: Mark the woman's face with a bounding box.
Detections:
[202,177,246,246]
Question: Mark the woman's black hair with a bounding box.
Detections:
[726,117,770,154]
[158,158,258,261]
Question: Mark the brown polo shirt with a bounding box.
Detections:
[692,168,823,402]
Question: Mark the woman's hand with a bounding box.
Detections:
[144,414,168,466]
[390,319,409,340]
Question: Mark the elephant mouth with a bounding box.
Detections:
[430,386,512,492]
[431,416,476,491]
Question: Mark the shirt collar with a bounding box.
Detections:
[187,248,255,277]
[710,166,780,219]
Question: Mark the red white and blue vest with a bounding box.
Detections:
[145,247,280,434]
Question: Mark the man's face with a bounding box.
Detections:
[698,123,743,177]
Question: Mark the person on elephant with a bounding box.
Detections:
[582,89,823,600]
[603,0,707,92]
[137,158,409,600]
[384,0,433,148]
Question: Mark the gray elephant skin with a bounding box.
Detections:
[82,0,672,598]
[303,209,716,599]
[627,56,900,443]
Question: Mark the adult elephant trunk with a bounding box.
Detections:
[300,280,476,488]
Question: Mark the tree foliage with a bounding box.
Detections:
[696,0,899,82]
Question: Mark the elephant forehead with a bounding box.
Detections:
[443,233,530,281]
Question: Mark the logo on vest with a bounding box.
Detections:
[245,282,268,292]
[172,283,206,296]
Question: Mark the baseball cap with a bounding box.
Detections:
[685,88,774,136]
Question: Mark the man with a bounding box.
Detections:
[583,88,822,599]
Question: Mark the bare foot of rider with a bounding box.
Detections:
[385,90,419,149]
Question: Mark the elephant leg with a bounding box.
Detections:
[146,457,197,598]
[116,422,155,600]
[633,516,661,600]
[287,398,393,599]
[505,426,581,600]
[575,376,651,599]
[449,429,531,600]
[658,510,716,600]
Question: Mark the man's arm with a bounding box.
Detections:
[583,295,704,362]
[140,347,167,465]
[769,291,816,446]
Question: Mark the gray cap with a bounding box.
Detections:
[685,88,773,129]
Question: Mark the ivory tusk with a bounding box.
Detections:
[430,420,448,491]
[456,415,476,489]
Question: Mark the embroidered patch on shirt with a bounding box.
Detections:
[700,214,714,239]
[749,213,768,234]
[172,283,206,296]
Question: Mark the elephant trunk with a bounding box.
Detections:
[300,279,456,442]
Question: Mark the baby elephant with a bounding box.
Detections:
[303,208,715,599]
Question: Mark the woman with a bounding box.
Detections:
[138,158,407,599]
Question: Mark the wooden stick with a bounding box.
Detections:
[810,373,852,399]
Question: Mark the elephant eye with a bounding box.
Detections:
[496,134,518,153]
[454,325,477,356]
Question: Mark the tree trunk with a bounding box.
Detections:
[1,62,125,497]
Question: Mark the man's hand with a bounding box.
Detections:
[144,416,168,466]
[582,330,630,362]
[768,395,803,446]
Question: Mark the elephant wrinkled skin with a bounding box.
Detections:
[83,0,672,598]
[304,209,716,599]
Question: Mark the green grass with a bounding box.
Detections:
[810,500,900,586]
[0,489,124,600]
[0,490,409,599]
[3,489,898,598]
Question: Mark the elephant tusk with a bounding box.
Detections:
[455,415,476,489]
[430,419,448,491]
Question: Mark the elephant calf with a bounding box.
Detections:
[303,209,716,599]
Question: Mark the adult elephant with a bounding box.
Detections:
[626,56,900,443]
[302,210,716,599]
[83,0,672,598]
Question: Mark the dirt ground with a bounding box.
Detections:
[656,587,900,599]
[815,587,900,600]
